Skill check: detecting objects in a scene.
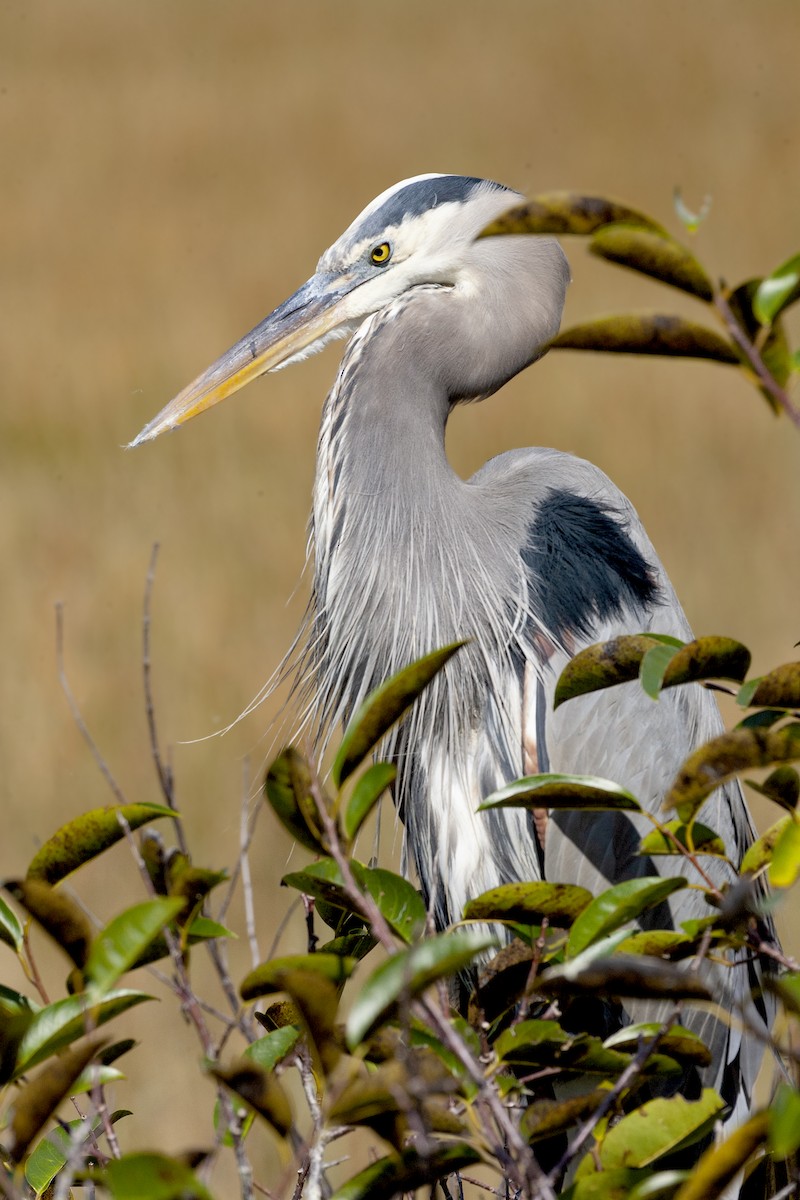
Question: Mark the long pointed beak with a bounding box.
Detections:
[129,272,355,446]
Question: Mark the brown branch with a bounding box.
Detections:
[713,290,800,427]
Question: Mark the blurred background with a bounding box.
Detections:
[1,0,799,1186]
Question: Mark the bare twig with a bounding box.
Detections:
[239,760,261,967]
[55,602,127,806]
[713,289,800,427]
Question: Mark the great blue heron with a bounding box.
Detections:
[133,173,774,1128]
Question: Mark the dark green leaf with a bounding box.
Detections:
[479,192,663,238]
[481,773,641,812]
[726,279,792,404]
[567,877,687,958]
[101,1153,214,1200]
[753,254,800,325]
[665,723,800,822]
[333,642,464,787]
[4,878,93,969]
[589,224,714,301]
[330,1141,481,1200]
[746,766,800,812]
[7,1033,107,1163]
[539,954,712,1003]
[25,804,177,886]
[346,929,495,1047]
[240,952,356,1001]
[275,969,342,1075]
[319,932,377,959]
[746,662,800,710]
[639,821,726,858]
[13,990,153,1078]
[211,1059,292,1137]
[464,880,593,926]
[549,315,739,364]
[672,1111,769,1200]
[600,1089,724,1169]
[84,898,184,998]
[768,1084,800,1158]
[640,642,682,699]
[343,762,396,843]
[555,636,674,709]
[0,894,23,953]
[283,858,358,914]
[264,746,329,855]
[764,971,800,1016]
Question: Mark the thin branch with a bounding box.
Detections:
[713,289,800,427]
[142,544,187,854]
[240,759,260,967]
[55,602,127,806]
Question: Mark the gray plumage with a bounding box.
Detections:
[133,173,777,1139]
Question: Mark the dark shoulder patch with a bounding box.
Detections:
[523,489,662,641]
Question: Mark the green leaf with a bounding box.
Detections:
[464,880,594,926]
[555,635,675,709]
[672,1111,769,1200]
[604,1023,712,1068]
[746,765,800,812]
[479,192,664,238]
[639,821,726,858]
[753,254,800,325]
[641,636,750,700]
[240,952,356,1001]
[0,894,23,952]
[25,804,177,885]
[283,860,425,944]
[25,1112,131,1197]
[600,1089,724,1169]
[346,928,495,1048]
[245,1025,300,1072]
[7,1033,107,1163]
[360,867,426,943]
[271,969,342,1075]
[521,1089,607,1143]
[768,1084,800,1158]
[343,762,396,843]
[264,746,329,855]
[640,642,682,699]
[494,1018,570,1066]
[589,224,714,301]
[540,953,712,1004]
[768,817,800,887]
[563,1171,648,1200]
[549,315,739,364]
[101,1152,215,1200]
[567,877,687,958]
[84,898,185,999]
[480,773,641,812]
[4,878,93,969]
[13,989,153,1078]
[740,814,793,875]
[330,1141,481,1200]
[211,1059,292,1137]
[332,642,464,786]
[665,723,800,822]
[745,661,800,710]
[615,930,692,958]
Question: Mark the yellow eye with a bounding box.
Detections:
[370,242,392,266]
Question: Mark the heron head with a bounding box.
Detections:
[130,174,566,445]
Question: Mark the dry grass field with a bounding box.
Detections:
[1,0,799,1183]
